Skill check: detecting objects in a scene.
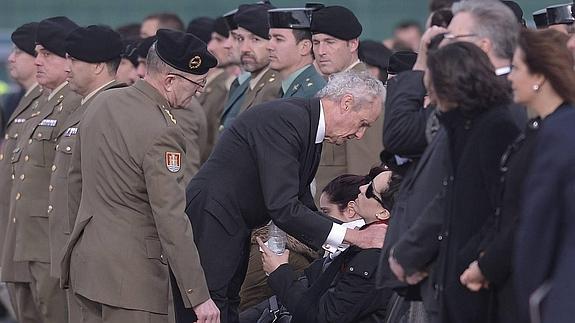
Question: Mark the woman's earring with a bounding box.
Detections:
[532,84,540,92]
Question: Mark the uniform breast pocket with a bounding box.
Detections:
[55,136,76,178]
[30,126,55,167]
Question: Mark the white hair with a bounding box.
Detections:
[316,70,385,109]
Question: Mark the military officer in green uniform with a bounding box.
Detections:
[48,25,124,285]
[1,16,82,323]
[60,29,220,323]
[268,8,326,99]
[310,6,385,202]
[0,21,44,322]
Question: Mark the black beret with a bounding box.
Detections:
[122,40,140,68]
[65,25,123,63]
[187,17,215,44]
[502,1,524,25]
[387,50,417,75]
[234,3,275,39]
[533,9,548,29]
[359,40,392,70]
[214,16,229,38]
[310,6,362,40]
[36,16,79,57]
[155,29,217,75]
[268,8,313,29]
[11,22,39,56]
[546,4,574,26]
[136,36,157,59]
[223,9,239,31]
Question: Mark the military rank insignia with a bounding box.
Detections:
[165,152,181,173]
[39,119,58,127]
[64,127,78,137]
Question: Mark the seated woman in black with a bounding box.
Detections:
[257,168,401,323]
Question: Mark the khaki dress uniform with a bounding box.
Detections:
[47,81,123,279]
[314,62,384,199]
[0,84,44,322]
[175,97,209,167]
[1,83,82,323]
[239,68,282,113]
[0,84,43,261]
[196,68,232,158]
[60,80,209,322]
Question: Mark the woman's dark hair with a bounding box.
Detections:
[518,29,575,104]
[322,165,388,212]
[427,42,511,115]
[322,174,367,212]
[430,9,453,28]
[378,172,402,212]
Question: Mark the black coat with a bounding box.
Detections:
[184,97,333,297]
[435,107,519,323]
[269,245,390,323]
[515,103,575,323]
[476,118,540,323]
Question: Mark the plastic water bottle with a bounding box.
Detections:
[267,221,287,255]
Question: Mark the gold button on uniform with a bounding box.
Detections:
[51,165,56,172]
[15,193,21,200]
[56,144,59,150]
[37,133,42,138]
[14,133,18,138]
[49,185,54,191]
[47,205,53,213]
[186,289,193,294]
[19,174,25,180]
[66,146,71,152]
[12,218,16,223]
[0,153,3,160]
[28,139,33,144]
[4,134,8,140]
[24,155,29,162]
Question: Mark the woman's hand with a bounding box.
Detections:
[460,260,490,291]
[256,237,290,275]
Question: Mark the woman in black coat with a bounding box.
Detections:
[460,29,575,323]
[255,168,401,323]
[417,42,520,323]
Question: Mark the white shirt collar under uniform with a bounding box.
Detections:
[495,66,511,76]
[316,100,326,144]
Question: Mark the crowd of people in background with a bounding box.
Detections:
[0,0,574,323]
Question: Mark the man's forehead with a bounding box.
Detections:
[449,12,475,33]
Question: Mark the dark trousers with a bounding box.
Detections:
[172,242,251,323]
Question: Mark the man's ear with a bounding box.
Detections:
[163,74,175,93]
[344,200,358,219]
[347,38,360,52]
[340,93,354,112]
[478,37,491,55]
[298,39,313,56]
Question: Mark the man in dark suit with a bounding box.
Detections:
[179,71,386,323]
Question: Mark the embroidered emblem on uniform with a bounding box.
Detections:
[39,119,57,127]
[165,152,181,173]
[64,127,78,137]
[14,118,26,124]
[189,56,202,69]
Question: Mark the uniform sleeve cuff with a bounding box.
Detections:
[322,223,346,253]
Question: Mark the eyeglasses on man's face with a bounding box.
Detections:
[168,73,206,88]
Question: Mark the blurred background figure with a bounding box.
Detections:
[533,9,549,29]
[383,21,422,52]
[359,40,393,83]
[545,3,575,34]
[140,12,184,38]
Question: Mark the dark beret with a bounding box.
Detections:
[533,9,548,29]
[546,4,574,26]
[223,9,239,31]
[214,16,229,38]
[187,17,215,44]
[502,1,524,25]
[65,25,123,63]
[359,40,392,70]
[155,29,217,75]
[136,36,157,59]
[268,8,313,29]
[11,22,39,56]
[36,16,79,57]
[122,40,140,68]
[310,6,362,40]
[387,50,417,75]
[234,3,275,39]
